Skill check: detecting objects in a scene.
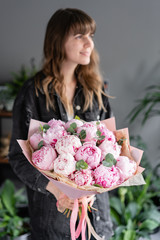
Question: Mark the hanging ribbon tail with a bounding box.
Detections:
[75,203,86,239]
[70,199,79,240]
[82,198,104,240]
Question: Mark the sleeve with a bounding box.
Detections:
[100,94,112,120]
[8,85,49,194]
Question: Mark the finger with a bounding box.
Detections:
[57,205,66,213]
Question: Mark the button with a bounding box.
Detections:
[97,115,100,120]
[38,188,41,192]
[96,216,100,221]
[76,105,81,110]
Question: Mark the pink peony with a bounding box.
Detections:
[32,146,57,170]
[70,169,93,186]
[116,156,137,180]
[55,135,82,156]
[75,143,101,169]
[29,132,43,150]
[99,140,121,161]
[65,119,84,130]
[97,123,116,143]
[43,125,67,147]
[76,122,97,142]
[93,164,120,188]
[47,118,65,128]
[54,153,76,176]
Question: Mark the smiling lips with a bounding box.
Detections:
[80,51,90,57]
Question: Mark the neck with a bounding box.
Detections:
[60,61,77,84]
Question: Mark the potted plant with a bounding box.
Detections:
[0,58,37,112]
[0,179,30,240]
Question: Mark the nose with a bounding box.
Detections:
[84,36,94,48]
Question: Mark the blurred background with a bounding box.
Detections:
[0,0,160,167]
[0,0,160,239]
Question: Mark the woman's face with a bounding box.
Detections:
[64,31,94,67]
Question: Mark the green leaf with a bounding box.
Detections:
[39,124,50,133]
[1,180,16,216]
[96,130,102,137]
[110,208,121,225]
[38,140,44,150]
[99,135,105,140]
[43,124,50,133]
[75,115,80,120]
[125,202,139,219]
[110,197,123,215]
[76,160,88,171]
[139,207,160,223]
[70,122,77,129]
[117,137,126,146]
[39,124,43,132]
[114,225,126,236]
[124,229,136,240]
[79,130,86,140]
[67,127,75,134]
[139,219,159,231]
[96,121,100,125]
[93,184,103,188]
[102,153,117,167]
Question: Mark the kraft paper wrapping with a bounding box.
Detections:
[17,117,145,200]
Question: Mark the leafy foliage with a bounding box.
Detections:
[128,84,160,125]
[5,58,37,99]
[76,160,88,171]
[0,180,30,239]
[109,175,160,240]
[109,136,160,240]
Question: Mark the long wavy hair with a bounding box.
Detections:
[35,8,107,114]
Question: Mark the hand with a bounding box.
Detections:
[56,193,75,212]
[78,195,96,208]
[46,181,75,212]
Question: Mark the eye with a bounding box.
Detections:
[90,33,94,39]
[75,34,83,39]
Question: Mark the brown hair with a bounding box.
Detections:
[35,8,106,113]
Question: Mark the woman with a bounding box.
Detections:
[9,8,113,240]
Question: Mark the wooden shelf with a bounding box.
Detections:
[0,156,9,164]
[0,110,12,118]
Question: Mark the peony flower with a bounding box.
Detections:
[47,118,65,128]
[99,140,121,161]
[70,169,93,186]
[76,122,97,142]
[116,156,137,180]
[75,143,101,169]
[43,125,67,147]
[65,119,83,130]
[54,153,76,176]
[55,135,82,156]
[97,123,116,143]
[29,132,43,150]
[93,165,120,188]
[32,146,57,170]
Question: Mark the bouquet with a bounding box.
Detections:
[18,117,145,240]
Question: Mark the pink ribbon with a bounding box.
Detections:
[70,197,103,240]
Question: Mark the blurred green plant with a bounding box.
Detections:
[6,58,37,98]
[0,180,30,239]
[128,84,160,125]
[109,135,160,240]
[109,175,160,240]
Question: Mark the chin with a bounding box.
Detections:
[80,60,90,65]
